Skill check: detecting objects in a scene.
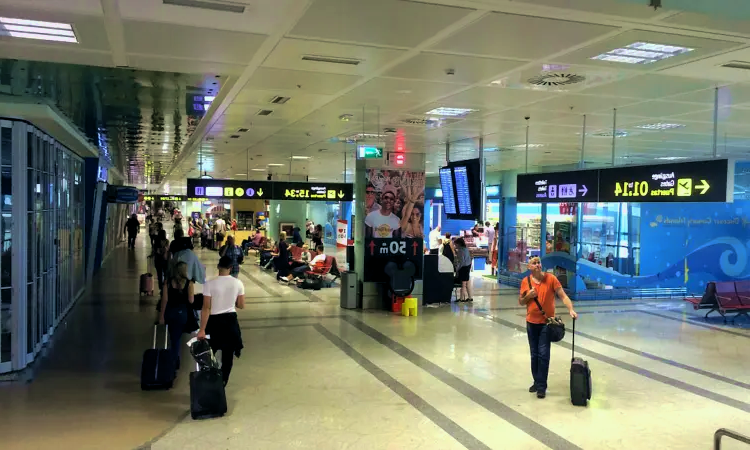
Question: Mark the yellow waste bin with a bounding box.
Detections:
[401,297,418,317]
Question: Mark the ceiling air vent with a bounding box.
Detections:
[270,96,290,104]
[162,0,245,13]
[402,118,434,125]
[230,134,240,139]
[721,61,750,70]
[301,55,361,66]
[256,109,273,116]
[237,128,249,133]
[527,73,586,87]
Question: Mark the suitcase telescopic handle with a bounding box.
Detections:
[571,317,576,362]
[152,324,169,349]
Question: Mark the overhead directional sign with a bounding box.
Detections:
[273,181,353,201]
[517,169,600,204]
[517,159,731,204]
[143,195,188,202]
[358,146,383,159]
[186,179,354,202]
[599,159,729,203]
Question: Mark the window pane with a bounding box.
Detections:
[1,214,11,288]
[2,167,11,212]
[1,127,11,167]
[1,288,10,363]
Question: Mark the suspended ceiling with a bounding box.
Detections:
[1,0,750,192]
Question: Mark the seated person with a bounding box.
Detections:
[259,239,276,267]
[291,227,303,245]
[290,244,312,270]
[289,244,326,282]
[244,230,263,251]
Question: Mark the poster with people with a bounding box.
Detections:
[364,169,425,239]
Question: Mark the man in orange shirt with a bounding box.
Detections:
[519,256,577,399]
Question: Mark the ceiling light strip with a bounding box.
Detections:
[0,30,77,43]
[0,17,72,30]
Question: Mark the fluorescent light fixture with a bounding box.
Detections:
[267,163,284,166]
[235,173,247,176]
[426,171,435,174]
[483,147,498,152]
[204,96,215,102]
[591,42,693,65]
[251,169,266,172]
[510,144,545,149]
[425,107,477,117]
[0,17,78,43]
[291,156,310,160]
[635,123,686,130]
[655,156,690,161]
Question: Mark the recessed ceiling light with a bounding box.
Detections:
[590,130,629,138]
[291,156,310,160]
[204,96,215,102]
[510,144,545,149]
[235,173,247,176]
[591,42,694,65]
[251,169,266,172]
[424,107,477,117]
[635,123,686,130]
[426,171,436,174]
[655,156,690,161]
[267,163,284,166]
[0,17,78,43]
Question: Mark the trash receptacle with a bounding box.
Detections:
[340,271,358,309]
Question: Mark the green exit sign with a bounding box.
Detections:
[358,145,383,159]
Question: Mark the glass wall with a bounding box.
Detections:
[0,120,85,374]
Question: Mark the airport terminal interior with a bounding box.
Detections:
[2,0,750,449]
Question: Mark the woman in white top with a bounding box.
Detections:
[197,255,245,386]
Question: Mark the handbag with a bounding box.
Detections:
[527,276,566,342]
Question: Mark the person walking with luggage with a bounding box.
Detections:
[197,256,245,386]
[154,229,170,292]
[519,256,577,399]
[158,262,195,372]
[218,235,243,278]
[124,214,140,249]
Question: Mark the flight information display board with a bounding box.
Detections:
[186,179,354,202]
[439,167,457,215]
[599,159,729,203]
[517,169,600,203]
[273,182,353,202]
[453,165,472,215]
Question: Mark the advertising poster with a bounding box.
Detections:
[363,169,425,282]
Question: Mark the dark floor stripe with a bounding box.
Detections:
[341,316,582,450]
[241,323,313,330]
[239,315,344,322]
[570,326,750,390]
[239,266,323,302]
[638,310,750,338]
[244,299,312,305]
[238,266,286,297]
[479,314,750,414]
[313,324,490,450]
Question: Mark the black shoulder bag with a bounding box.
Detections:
[527,275,566,342]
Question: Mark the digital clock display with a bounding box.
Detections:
[599,160,729,203]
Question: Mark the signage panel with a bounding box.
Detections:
[517,169,600,203]
[358,146,383,159]
[273,182,353,202]
[187,179,271,200]
[363,238,423,282]
[599,159,729,203]
[186,179,353,202]
[106,185,140,204]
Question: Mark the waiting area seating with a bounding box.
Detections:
[684,281,750,322]
[259,244,341,287]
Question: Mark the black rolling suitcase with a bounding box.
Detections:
[141,325,176,390]
[570,318,592,406]
[189,339,227,420]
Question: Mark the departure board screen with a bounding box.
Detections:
[439,167,457,215]
[453,165,472,215]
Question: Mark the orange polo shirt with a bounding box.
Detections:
[520,273,562,324]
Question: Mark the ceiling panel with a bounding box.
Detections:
[557,29,742,70]
[430,12,618,60]
[384,53,525,85]
[243,67,361,95]
[516,0,669,20]
[289,0,472,48]
[123,21,266,63]
[427,85,558,111]
[263,38,406,76]
[614,100,710,118]
[579,74,717,100]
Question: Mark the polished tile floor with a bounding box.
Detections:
[2,234,750,449]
